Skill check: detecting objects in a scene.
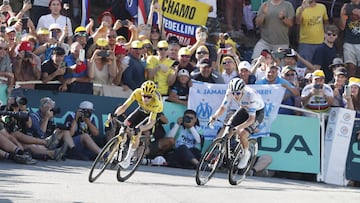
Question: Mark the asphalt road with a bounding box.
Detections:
[0,159,359,203]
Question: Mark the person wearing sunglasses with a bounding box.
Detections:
[113,80,163,169]
[280,66,302,115]
[191,58,225,84]
[209,78,265,169]
[146,40,176,96]
[311,24,339,83]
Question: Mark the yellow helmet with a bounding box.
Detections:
[141,80,156,95]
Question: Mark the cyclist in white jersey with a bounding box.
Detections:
[209,78,265,168]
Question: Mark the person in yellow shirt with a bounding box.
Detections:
[146,40,176,95]
[296,0,328,67]
[114,80,163,169]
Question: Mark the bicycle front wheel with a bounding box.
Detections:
[88,136,121,183]
[195,137,224,186]
[116,136,147,182]
[228,138,258,185]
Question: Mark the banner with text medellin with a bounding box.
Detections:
[159,0,210,46]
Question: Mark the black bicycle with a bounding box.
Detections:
[195,120,258,186]
[88,117,147,183]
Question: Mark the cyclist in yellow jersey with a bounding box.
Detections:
[114,80,163,169]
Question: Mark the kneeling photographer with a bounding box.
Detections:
[1,96,67,161]
[165,109,203,169]
[63,101,102,160]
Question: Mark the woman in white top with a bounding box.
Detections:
[88,38,117,96]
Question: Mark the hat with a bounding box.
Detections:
[74,26,86,33]
[79,101,94,110]
[142,39,152,45]
[18,41,32,52]
[178,47,191,56]
[284,49,297,58]
[7,17,18,26]
[281,66,296,75]
[238,61,252,71]
[5,26,15,33]
[116,35,126,41]
[312,70,325,79]
[96,38,109,47]
[157,40,168,49]
[37,28,50,35]
[199,58,211,68]
[177,69,190,77]
[131,40,143,49]
[113,44,126,55]
[334,67,348,76]
[52,46,65,55]
[349,77,360,87]
[167,36,179,45]
[49,23,62,31]
[98,11,115,24]
[305,73,313,79]
[329,57,344,68]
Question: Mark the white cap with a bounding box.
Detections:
[49,23,62,31]
[177,69,190,77]
[79,101,94,110]
[238,61,252,71]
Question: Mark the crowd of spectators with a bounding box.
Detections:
[0,0,359,185]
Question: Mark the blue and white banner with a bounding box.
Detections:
[81,0,89,26]
[188,82,285,140]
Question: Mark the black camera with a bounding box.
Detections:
[16,97,27,105]
[97,50,110,58]
[50,107,61,115]
[24,51,32,58]
[313,84,322,89]
[0,111,29,121]
[81,109,92,118]
[183,115,193,124]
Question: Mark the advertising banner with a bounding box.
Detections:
[324,108,355,185]
[257,114,321,173]
[346,119,360,182]
[187,82,285,140]
[159,0,210,45]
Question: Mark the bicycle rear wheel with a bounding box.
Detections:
[195,138,224,186]
[116,136,147,182]
[228,138,258,185]
[88,135,122,183]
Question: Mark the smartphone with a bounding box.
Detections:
[51,30,57,40]
[313,84,322,89]
[221,48,228,54]
[22,18,29,32]
[79,49,85,62]
[200,32,207,40]
[345,85,351,97]
[0,26,5,33]
[3,0,9,6]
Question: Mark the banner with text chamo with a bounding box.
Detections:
[187,82,285,140]
[159,0,210,46]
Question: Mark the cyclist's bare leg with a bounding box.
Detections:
[238,129,249,150]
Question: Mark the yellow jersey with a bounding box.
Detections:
[123,88,163,121]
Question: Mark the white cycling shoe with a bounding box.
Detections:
[119,148,136,169]
[237,149,251,169]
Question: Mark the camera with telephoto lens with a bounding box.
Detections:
[0,110,29,121]
[50,107,61,115]
[97,50,110,58]
[81,109,92,118]
[183,115,193,124]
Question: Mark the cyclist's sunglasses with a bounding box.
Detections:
[142,95,152,99]
[232,91,242,95]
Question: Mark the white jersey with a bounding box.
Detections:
[221,86,265,116]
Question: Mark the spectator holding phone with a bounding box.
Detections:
[301,70,334,116]
[329,67,348,107]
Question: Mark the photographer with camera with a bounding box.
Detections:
[26,97,76,160]
[165,109,203,169]
[301,70,334,116]
[63,101,101,160]
[88,38,117,96]
[14,40,41,89]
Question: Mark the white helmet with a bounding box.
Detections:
[228,78,245,92]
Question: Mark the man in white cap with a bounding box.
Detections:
[63,101,102,160]
[238,61,256,84]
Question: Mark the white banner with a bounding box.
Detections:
[188,82,285,140]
